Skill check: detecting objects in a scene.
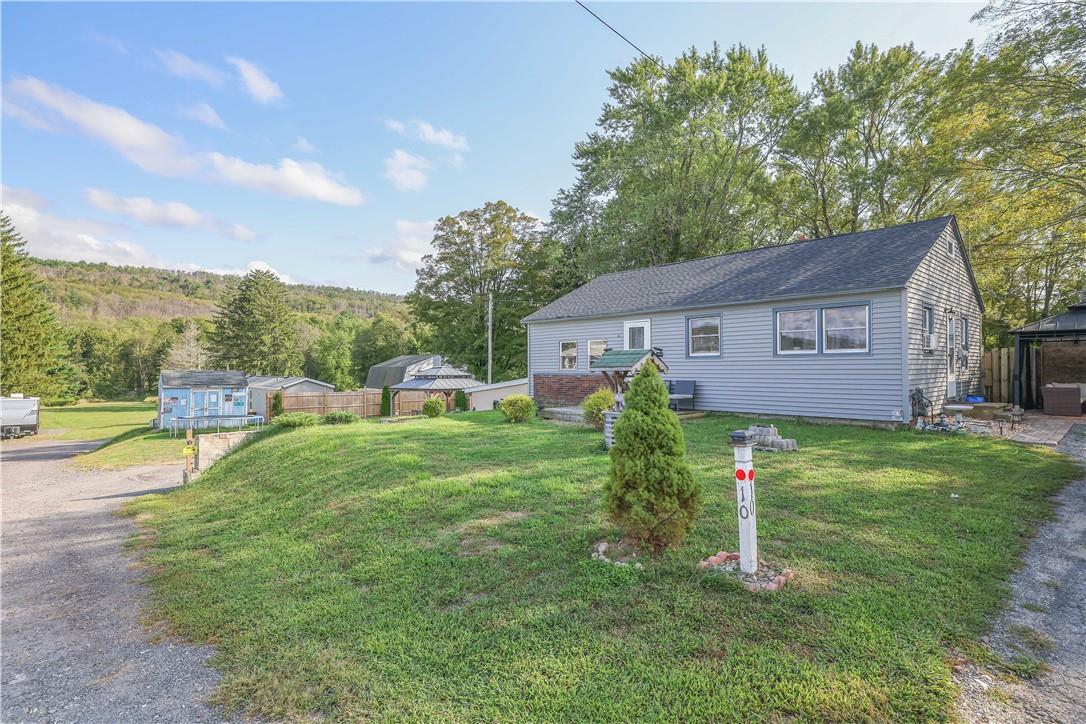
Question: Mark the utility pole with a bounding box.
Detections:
[487,292,493,384]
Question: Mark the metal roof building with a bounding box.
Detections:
[363,354,441,389]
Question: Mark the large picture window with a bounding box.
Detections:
[823,305,869,353]
[588,339,607,365]
[777,309,817,353]
[687,315,721,356]
[560,340,578,370]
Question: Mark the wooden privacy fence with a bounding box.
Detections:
[983,346,1040,404]
[271,389,430,418]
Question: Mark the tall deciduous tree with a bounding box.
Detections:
[0,215,74,398]
[549,44,799,278]
[164,320,210,370]
[209,269,301,376]
[407,201,556,380]
[351,312,421,385]
[311,312,364,390]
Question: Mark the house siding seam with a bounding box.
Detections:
[527,290,906,422]
[532,373,609,406]
[904,226,983,412]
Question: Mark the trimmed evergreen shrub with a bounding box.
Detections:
[271,390,284,417]
[422,397,445,418]
[603,364,701,552]
[581,387,615,430]
[454,388,468,412]
[273,412,320,428]
[499,394,535,423]
[380,386,392,417]
[321,411,361,425]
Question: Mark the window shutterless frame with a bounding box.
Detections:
[923,305,934,335]
[588,339,608,364]
[773,301,873,356]
[822,304,869,354]
[775,308,818,355]
[686,314,722,357]
[559,340,578,370]
[623,319,651,350]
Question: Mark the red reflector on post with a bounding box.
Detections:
[735,468,746,481]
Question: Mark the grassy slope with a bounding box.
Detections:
[126,413,1078,720]
[41,402,181,469]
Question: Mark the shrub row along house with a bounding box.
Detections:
[524,216,983,424]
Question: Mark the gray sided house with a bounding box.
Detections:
[247,376,335,418]
[158,370,249,429]
[524,216,983,424]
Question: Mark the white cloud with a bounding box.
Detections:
[156,49,225,87]
[2,185,161,267]
[85,188,255,241]
[90,32,128,55]
[384,149,430,192]
[7,77,363,206]
[7,76,197,176]
[367,219,436,272]
[225,56,283,104]
[293,136,317,153]
[2,99,58,132]
[181,101,228,130]
[198,260,295,284]
[385,118,469,152]
[209,153,364,205]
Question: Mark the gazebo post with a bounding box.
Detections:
[389,389,398,417]
[1013,335,1025,409]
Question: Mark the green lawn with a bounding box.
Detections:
[40,401,157,440]
[125,412,1078,720]
[40,401,183,469]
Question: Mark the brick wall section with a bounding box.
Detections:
[533,373,610,406]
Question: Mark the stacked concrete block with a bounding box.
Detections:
[745,423,799,452]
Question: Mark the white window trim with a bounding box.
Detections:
[687,315,721,356]
[960,317,970,350]
[776,309,818,355]
[588,339,608,364]
[559,340,578,370]
[922,305,934,335]
[623,319,651,350]
[822,305,869,354]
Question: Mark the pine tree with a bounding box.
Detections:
[604,364,701,552]
[209,269,301,375]
[380,385,392,417]
[0,215,73,398]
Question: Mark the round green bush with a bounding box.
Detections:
[422,397,445,418]
[273,412,320,428]
[321,411,361,425]
[604,364,701,552]
[581,387,615,430]
[499,394,535,423]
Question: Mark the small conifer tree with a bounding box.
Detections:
[380,385,392,416]
[603,364,701,552]
[454,388,468,411]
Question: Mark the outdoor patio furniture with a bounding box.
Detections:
[1042,383,1086,416]
[668,380,695,411]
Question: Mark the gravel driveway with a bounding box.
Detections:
[1,437,232,723]
[956,424,1086,722]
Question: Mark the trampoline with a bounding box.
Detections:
[169,413,265,437]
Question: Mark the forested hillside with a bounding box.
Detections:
[34,259,404,325]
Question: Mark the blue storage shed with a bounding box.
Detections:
[158,369,251,430]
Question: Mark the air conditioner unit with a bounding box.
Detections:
[924,333,939,350]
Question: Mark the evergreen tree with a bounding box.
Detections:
[604,364,701,553]
[0,215,74,397]
[209,269,301,375]
[380,386,392,417]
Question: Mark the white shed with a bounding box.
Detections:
[247,376,335,418]
[464,378,529,411]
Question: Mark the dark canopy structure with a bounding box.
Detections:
[1010,292,1086,407]
[389,365,479,413]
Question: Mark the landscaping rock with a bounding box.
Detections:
[742,423,799,452]
[592,539,645,569]
[696,550,792,591]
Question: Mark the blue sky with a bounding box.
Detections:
[2,2,987,294]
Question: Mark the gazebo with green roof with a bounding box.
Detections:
[590,348,668,394]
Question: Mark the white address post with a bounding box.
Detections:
[729,430,759,574]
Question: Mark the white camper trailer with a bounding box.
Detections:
[1,394,41,438]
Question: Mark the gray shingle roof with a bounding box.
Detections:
[363,354,440,389]
[525,217,967,323]
[247,376,334,390]
[160,370,248,388]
